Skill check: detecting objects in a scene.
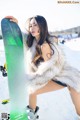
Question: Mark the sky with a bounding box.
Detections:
[0,0,80,31]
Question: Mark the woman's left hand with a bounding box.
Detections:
[5,16,18,24]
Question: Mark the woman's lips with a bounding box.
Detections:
[31,31,35,34]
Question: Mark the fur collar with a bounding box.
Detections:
[23,35,80,93]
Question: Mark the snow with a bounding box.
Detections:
[62,38,80,70]
[0,38,80,120]
[37,88,78,120]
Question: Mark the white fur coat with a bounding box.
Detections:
[23,33,80,93]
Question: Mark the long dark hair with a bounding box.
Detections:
[26,15,51,47]
[26,15,55,66]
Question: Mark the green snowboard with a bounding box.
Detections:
[1,18,28,120]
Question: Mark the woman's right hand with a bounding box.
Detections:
[5,16,18,24]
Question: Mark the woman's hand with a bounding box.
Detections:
[5,16,18,24]
[26,72,36,80]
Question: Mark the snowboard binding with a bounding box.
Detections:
[26,106,39,120]
[0,64,7,77]
[2,99,10,104]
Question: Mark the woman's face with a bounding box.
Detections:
[29,18,40,40]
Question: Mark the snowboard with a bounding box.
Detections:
[0,64,7,77]
[1,18,28,120]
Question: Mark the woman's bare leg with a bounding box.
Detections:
[69,87,80,115]
[29,81,80,115]
[29,80,65,110]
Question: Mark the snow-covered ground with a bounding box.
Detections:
[0,38,80,120]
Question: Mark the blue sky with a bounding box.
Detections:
[0,0,80,31]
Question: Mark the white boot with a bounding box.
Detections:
[26,106,39,120]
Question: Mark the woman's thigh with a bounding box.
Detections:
[69,87,80,115]
[35,80,66,95]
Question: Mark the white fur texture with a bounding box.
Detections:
[23,34,80,93]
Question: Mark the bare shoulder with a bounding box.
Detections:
[49,35,58,44]
[53,36,58,44]
[41,42,52,61]
[41,42,51,51]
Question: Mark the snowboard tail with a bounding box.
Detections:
[1,18,28,120]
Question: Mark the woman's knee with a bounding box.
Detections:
[77,110,80,116]
[29,91,38,98]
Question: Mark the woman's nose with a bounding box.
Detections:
[31,26,35,30]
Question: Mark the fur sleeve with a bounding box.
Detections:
[30,65,60,85]
[28,43,65,83]
[34,43,64,74]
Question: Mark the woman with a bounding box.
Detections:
[5,15,80,120]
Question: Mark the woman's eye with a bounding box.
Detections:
[29,24,37,28]
[29,25,32,28]
[34,24,37,26]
